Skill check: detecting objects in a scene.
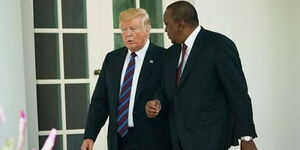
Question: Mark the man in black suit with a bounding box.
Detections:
[146,1,257,150]
[81,8,171,150]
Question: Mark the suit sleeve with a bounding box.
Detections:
[84,54,110,141]
[154,51,167,108]
[215,37,257,139]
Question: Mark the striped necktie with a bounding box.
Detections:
[117,52,137,137]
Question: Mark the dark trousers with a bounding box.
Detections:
[179,139,184,150]
[172,138,184,150]
[118,128,139,150]
[176,139,228,150]
[169,137,183,150]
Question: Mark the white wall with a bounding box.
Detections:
[0,0,28,149]
[195,0,300,149]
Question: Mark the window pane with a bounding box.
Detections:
[65,84,90,129]
[67,134,84,149]
[39,135,63,150]
[114,33,123,49]
[62,0,87,28]
[37,84,62,130]
[33,0,58,28]
[35,33,60,79]
[140,0,163,28]
[113,0,136,28]
[114,33,164,48]
[63,34,89,79]
[150,33,164,47]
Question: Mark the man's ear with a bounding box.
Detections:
[146,26,151,33]
[177,19,185,31]
[145,26,151,37]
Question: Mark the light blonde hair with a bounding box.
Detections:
[119,8,151,32]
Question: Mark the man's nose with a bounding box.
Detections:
[123,30,133,36]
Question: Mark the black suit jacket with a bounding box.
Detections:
[84,43,171,150]
[157,27,257,150]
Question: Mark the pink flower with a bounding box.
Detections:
[41,128,57,150]
[16,110,27,150]
[0,104,6,124]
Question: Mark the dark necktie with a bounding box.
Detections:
[176,43,187,87]
[117,52,137,137]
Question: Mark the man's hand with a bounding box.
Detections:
[81,139,94,150]
[241,140,257,150]
[145,100,161,118]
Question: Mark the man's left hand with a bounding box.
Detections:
[145,100,161,118]
[241,140,257,150]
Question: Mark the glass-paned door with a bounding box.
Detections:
[34,0,91,149]
[33,0,177,149]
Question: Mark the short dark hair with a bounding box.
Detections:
[166,1,199,26]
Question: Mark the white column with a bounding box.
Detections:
[0,0,28,149]
[21,0,39,149]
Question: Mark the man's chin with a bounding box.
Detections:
[125,44,135,49]
[168,37,176,44]
[126,46,138,51]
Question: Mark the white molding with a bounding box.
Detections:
[39,129,84,136]
[34,29,87,33]
[36,79,90,84]
[136,0,140,8]
[113,28,164,33]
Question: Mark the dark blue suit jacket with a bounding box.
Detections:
[84,43,172,150]
[156,27,257,150]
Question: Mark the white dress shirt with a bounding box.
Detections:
[178,26,201,75]
[120,39,149,127]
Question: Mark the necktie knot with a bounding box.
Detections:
[131,52,137,58]
[182,43,187,52]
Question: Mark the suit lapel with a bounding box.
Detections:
[177,28,206,91]
[111,48,127,108]
[135,43,156,102]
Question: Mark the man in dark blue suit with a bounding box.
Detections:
[81,8,171,150]
[146,1,257,150]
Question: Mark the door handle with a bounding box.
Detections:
[94,69,101,75]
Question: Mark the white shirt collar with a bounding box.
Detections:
[184,26,201,49]
[127,39,149,60]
